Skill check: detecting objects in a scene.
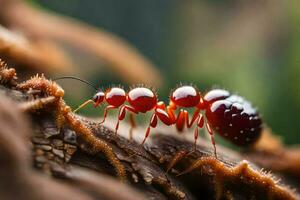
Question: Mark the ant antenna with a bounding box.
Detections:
[53,76,98,113]
[53,76,97,91]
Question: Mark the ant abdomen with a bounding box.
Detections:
[204,90,262,146]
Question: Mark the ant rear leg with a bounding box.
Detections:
[141,113,158,145]
[99,105,118,124]
[206,122,217,158]
[129,113,136,140]
[181,108,204,152]
[192,114,204,151]
[115,105,138,134]
[176,109,186,132]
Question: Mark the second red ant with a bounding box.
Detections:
[55,77,263,158]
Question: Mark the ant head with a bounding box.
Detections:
[92,91,105,107]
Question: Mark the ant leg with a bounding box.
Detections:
[141,113,157,144]
[129,113,136,140]
[193,114,204,151]
[177,107,201,133]
[186,108,201,128]
[99,105,117,124]
[73,99,94,113]
[115,105,138,134]
[206,122,217,158]
[183,108,203,151]
[176,109,187,132]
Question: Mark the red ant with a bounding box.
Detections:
[55,77,262,158]
[90,86,176,145]
[55,77,176,144]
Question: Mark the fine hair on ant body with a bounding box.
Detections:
[55,77,263,159]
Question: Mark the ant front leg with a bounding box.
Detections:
[115,105,138,135]
[186,108,201,128]
[192,113,204,151]
[100,105,118,124]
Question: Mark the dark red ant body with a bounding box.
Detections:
[56,77,262,157]
[169,86,262,156]
[203,89,262,146]
[91,87,127,124]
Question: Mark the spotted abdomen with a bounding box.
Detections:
[204,90,262,146]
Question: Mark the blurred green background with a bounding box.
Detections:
[33,0,300,144]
